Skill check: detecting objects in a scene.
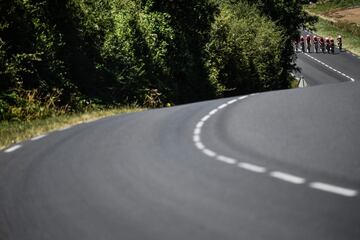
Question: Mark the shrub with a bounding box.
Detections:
[0,85,65,121]
[206,1,285,96]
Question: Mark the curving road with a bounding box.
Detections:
[295,30,360,85]
[1,46,360,239]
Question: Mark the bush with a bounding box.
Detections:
[0,85,65,121]
[100,2,175,103]
[0,0,316,122]
[206,1,285,96]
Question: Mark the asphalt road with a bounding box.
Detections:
[295,30,360,86]
[1,47,360,239]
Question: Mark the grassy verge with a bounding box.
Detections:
[0,106,144,150]
[304,1,360,55]
[290,79,300,89]
[312,18,360,55]
[305,1,360,14]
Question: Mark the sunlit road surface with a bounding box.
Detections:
[1,41,360,239]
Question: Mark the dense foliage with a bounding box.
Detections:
[206,1,285,96]
[0,0,315,121]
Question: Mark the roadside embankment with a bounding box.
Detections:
[305,4,360,55]
[0,107,144,150]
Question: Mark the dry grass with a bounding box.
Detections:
[0,107,144,150]
[324,8,360,25]
[313,18,360,55]
[305,4,360,55]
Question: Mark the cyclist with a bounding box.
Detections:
[313,35,319,53]
[300,36,305,52]
[306,35,311,53]
[330,38,335,54]
[325,37,330,53]
[337,35,342,52]
[294,38,300,52]
[319,36,325,53]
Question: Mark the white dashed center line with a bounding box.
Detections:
[304,53,356,82]
[310,182,358,197]
[217,155,237,165]
[192,96,358,198]
[194,127,201,136]
[193,134,201,143]
[217,103,228,109]
[195,142,205,150]
[270,171,306,184]
[209,109,218,115]
[203,149,217,157]
[227,99,238,104]
[238,162,267,173]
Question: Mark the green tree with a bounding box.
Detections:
[206,1,284,96]
[246,0,318,84]
[100,0,176,105]
[141,0,219,103]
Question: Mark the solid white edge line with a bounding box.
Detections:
[4,145,22,153]
[31,134,47,141]
[238,162,266,173]
[310,182,357,197]
[270,171,305,184]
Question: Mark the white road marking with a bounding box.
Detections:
[4,145,22,153]
[201,115,210,122]
[310,182,357,197]
[238,96,248,100]
[217,104,228,109]
[270,171,305,184]
[195,142,205,150]
[194,127,201,135]
[31,134,47,141]
[227,99,237,104]
[203,149,217,157]
[196,121,204,129]
[217,155,237,164]
[193,134,201,143]
[238,162,266,173]
[209,109,218,115]
[192,95,358,198]
[304,53,356,82]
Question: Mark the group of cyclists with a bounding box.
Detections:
[295,34,343,54]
